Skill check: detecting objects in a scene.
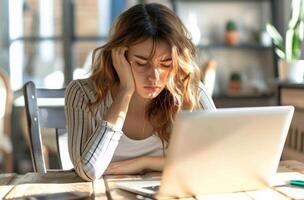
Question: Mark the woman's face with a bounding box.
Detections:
[127,38,172,99]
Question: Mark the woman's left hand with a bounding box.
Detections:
[104,157,147,175]
[104,156,165,175]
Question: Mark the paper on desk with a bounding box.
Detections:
[196,192,251,200]
[269,171,304,187]
[276,186,304,199]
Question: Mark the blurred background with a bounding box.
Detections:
[0,0,303,174]
[1,0,298,104]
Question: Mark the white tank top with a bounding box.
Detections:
[106,91,165,162]
[112,133,165,162]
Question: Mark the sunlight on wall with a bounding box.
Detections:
[9,0,23,40]
[44,70,64,89]
[98,0,111,36]
[9,42,23,90]
[39,0,54,62]
[9,0,23,90]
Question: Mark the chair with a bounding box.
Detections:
[279,83,304,162]
[23,81,72,173]
[0,68,13,172]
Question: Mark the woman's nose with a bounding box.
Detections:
[147,67,160,81]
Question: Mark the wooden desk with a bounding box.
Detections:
[1,170,107,200]
[2,161,304,199]
[0,173,16,199]
[105,160,304,200]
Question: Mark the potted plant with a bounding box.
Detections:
[225,20,240,46]
[266,0,304,82]
[228,71,242,95]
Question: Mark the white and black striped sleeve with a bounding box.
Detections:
[198,81,216,110]
[65,80,123,181]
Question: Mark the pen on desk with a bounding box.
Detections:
[289,180,304,187]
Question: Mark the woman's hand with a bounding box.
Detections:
[111,47,135,94]
[104,156,165,175]
[104,157,147,175]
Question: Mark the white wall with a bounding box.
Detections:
[0,0,9,74]
[0,1,4,71]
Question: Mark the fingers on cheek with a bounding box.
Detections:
[122,47,127,55]
[116,47,122,55]
[112,51,117,65]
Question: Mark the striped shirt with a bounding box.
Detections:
[65,78,216,181]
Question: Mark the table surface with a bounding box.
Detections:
[2,160,304,200]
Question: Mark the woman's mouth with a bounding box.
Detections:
[144,86,161,92]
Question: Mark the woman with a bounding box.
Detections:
[65,3,216,181]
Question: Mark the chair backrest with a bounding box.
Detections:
[23,81,72,173]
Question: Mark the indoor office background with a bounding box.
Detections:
[0,0,302,173]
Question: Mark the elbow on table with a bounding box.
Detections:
[75,162,104,182]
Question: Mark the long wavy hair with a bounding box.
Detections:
[89,3,202,145]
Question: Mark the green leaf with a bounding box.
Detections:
[292,32,301,60]
[301,0,304,20]
[289,0,302,28]
[298,21,304,41]
[302,2,304,20]
[285,29,294,61]
[266,24,284,50]
[275,48,285,59]
[226,20,237,31]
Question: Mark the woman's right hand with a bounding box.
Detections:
[111,47,135,94]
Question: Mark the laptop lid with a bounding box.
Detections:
[158,106,294,198]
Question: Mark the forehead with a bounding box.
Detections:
[128,38,171,58]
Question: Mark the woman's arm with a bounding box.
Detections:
[104,156,165,175]
[144,156,166,172]
[198,81,216,110]
[104,46,134,130]
[65,80,131,181]
[66,48,135,181]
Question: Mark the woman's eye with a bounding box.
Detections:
[160,61,172,68]
[136,62,147,67]
[161,64,171,68]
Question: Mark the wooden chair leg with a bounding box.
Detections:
[43,145,49,169]
[4,153,13,173]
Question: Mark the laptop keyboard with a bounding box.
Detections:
[143,185,160,192]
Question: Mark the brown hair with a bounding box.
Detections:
[89,3,201,145]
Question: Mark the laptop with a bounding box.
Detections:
[114,106,294,198]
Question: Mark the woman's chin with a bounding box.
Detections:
[139,91,160,99]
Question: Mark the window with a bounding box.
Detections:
[6,0,138,90]
[9,0,63,89]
